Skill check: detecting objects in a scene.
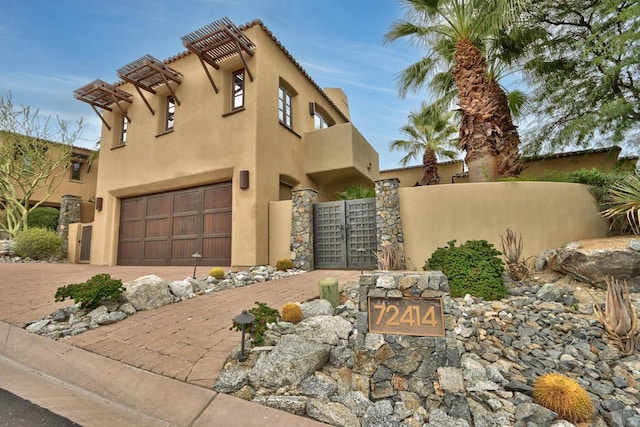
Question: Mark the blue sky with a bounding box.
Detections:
[0,0,439,170]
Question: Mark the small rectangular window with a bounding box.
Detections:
[71,161,82,180]
[314,112,330,130]
[166,96,176,130]
[232,70,245,110]
[120,116,128,145]
[278,86,293,128]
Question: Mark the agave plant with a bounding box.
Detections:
[499,228,529,281]
[601,174,640,235]
[589,276,640,355]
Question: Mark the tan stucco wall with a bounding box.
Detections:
[522,150,621,177]
[399,182,609,270]
[268,200,292,265]
[381,161,464,188]
[89,23,377,267]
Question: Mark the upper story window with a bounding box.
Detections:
[70,161,82,181]
[166,95,176,130]
[314,112,331,130]
[279,86,293,128]
[232,69,245,110]
[120,116,128,145]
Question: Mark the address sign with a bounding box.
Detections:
[368,296,445,337]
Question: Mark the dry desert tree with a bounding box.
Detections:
[588,276,640,355]
[500,228,529,281]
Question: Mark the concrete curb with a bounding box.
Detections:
[0,321,327,426]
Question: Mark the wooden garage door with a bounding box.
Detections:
[118,182,232,266]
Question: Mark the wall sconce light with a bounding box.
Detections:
[95,197,103,211]
[239,170,249,190]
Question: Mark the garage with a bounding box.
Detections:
[117,182,232,266]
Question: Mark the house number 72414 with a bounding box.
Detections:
[367,296,445,337]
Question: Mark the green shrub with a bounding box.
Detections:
[27,207,59,231]
[14,227,63,260]
[230,301,280,346]
[275,258,293,271]
[424,240,507,300]
[55,274,125,310]
[336,185,375,200]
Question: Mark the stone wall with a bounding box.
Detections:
[290,189,317,271]
[57,195,82,258]
[375,178,405,269]
[353,271,472,422]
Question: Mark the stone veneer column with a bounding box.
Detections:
[290,189,317,271]
[57,195,82,258]
[375,178,406,269]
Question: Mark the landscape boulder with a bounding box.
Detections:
[122,275,172,310]
[552,239,640,292]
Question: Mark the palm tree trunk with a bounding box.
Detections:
[453,39,499,182]
[487,79,523,177]
[421,148,440,185]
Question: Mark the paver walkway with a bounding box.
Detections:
[0,263,361,388]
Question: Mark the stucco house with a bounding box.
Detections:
[0,132,97,236]
[74,18,379,267]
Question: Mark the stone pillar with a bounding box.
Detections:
[57,195,82,258]
[375,178,405,269]
[290,189,317,271]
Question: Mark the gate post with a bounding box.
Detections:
[375,178,406,269]
[57,194,82,259]
[290,188,317,271]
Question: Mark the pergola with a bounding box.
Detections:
[116,55,183,115]
[73,80,133,131]
[181,17,255,94]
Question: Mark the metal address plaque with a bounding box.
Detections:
[368,296,445,337]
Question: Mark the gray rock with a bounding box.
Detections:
[296,316,352,345]
[362,400,399,427]
[515,402,557,425]
[252,395,307,415]
[168,279,195,299]
[629,239,640,252]
[50,309,66,321]
[298,372,337,398]
[249,335,330,389]
[438,367,465,393]
[122,275,172,310]
[300,299,334,318]
[26,319,51,334]
[306,399,360,427]
[214,365,251,393]
[118,302,137,315]
[425,408,470,427]
[334,391,373,417]
[536,283,563,302]
[554,243,640,292]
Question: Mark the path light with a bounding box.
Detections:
[191,252,202,279]
[234,310,255,362]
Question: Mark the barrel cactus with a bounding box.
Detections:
[533,372,593,424]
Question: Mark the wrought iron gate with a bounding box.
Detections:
[78,224,92,263]
[313,198,377,269]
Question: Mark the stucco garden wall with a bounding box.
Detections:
[268,200,293,266]
[399,182,609,270]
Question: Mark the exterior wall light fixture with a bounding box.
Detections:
[239,170,249,189]
[95,197,103,211]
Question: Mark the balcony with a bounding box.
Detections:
[303,123,379,192]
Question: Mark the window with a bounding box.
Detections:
[278,86,293,128]
[232,69,244,110]
[166,96,176,130]
[70,161,82,181]
[314,112,330,130]
[120,116,128,145]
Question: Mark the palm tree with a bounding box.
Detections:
[385,0,527,181]
[390,103,459,185]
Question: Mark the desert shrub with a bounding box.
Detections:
[230,301,280,346]
[27,207,59,231]
[55,274,125,310]
[601,173,640,235]
[424,240,507,300]
[14,227,63,260]
[281,302,303,323]
[533,373,593,424]
[335,185,375,200]
[208,267,225,280]
[275,258,293,271]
